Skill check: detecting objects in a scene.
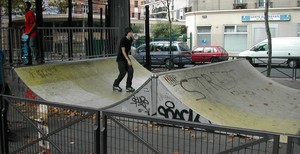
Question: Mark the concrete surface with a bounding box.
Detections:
[14,56,152,109]
[13,57,300,141]
[157,60,300,141]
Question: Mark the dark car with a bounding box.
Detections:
[133,41,192,68]
[191,46,229,63]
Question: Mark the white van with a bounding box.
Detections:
[238,37,300,67]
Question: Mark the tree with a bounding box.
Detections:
[48,0,69,14]
[265,0,272,77]
[0,0,24,15]
[151,22,181,38]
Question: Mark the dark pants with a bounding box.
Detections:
[113,61,134,88]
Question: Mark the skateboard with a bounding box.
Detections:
[21,34,30,64]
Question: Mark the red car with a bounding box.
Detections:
[191,46,229,63]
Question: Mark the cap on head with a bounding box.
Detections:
[124,27,133,36]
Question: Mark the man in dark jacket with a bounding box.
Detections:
[113,27,135,92]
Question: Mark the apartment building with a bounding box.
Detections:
[185,0,300,53]
[130,0,144,19]
[142,0,187,21]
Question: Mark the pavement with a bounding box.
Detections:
[272,78,300,90]
[12,57,300,141]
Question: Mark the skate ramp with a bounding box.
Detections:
[14,57,152,109]
[14,57,300,137]
[158,60,300,136]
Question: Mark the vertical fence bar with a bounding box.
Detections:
[101,113,107,154]
[272,135,280,154]
[286,136,293,154]
[0,96,9,154]
[95,111,101,154]
[0,95,3,154]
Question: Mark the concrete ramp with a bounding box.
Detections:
[13,57,300,139]
[157,60,300,136]
[14,57,152,109]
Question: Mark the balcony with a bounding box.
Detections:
[152,7,167,13]
[255,2,273,8]
[233,3,247,9]
[184,6,192,12]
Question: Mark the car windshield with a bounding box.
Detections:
[178,43,190,51]
[220,47,228,53]
[137,44,146,52]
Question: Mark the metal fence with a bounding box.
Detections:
[102,111,299,154]
[230,56,300,80]
[0,27,119,65]
[0,95,101,154]
[1,95,300,154]
[287,135,300,154]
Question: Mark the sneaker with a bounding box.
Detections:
[126,87,135,92]
[113,86,122,92]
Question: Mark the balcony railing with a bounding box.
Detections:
[255,2,273,8]
[152,7,167,13]
[233,3,248,9]
[184,6,192,12]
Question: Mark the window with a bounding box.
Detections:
[235,0,244,4]
[298,24,300,37]
[225,26,235,33]
[197,26,211,33]
[134,1,138,7]
[225,25,247,33]
[82,4,89,13]
[259,0,265,7]
[178,43,190,51]
[224,25,248,52]
[237,26,247,32]
[250,43,268,51]
[194,47,204,53]
[204,47,212,53]
[137,44,146,52]
[197,26,211,46]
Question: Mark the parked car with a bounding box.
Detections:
[133,41,192,68]
[191,46,229,63]
[238,37,300,68]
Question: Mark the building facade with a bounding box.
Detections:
[142,0,187,21]
[185,0,300,54]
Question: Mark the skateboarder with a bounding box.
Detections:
[113,27,135,92]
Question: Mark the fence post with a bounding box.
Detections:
[292,67,297,80]
[95,111,101,154]
[151,74,158,117]
[286,136,293,154]
[100,112,107,154]
[0,95,3,154]
[0,95,9,154]
[272,135,280,154]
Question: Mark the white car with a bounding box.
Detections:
[239,37,300,68]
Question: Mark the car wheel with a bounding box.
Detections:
[165,59,174,68]
[245,57,253,65]
[210,57,218,63]
[288,59,297,68]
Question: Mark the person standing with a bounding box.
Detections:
[24,1,42,64]
[113,27,135,92]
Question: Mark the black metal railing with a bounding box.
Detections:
[0,27,119,65]
[0,95,100,154]
[234,56,300,80]
[1,95,299,154]
[103,110,282,154]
